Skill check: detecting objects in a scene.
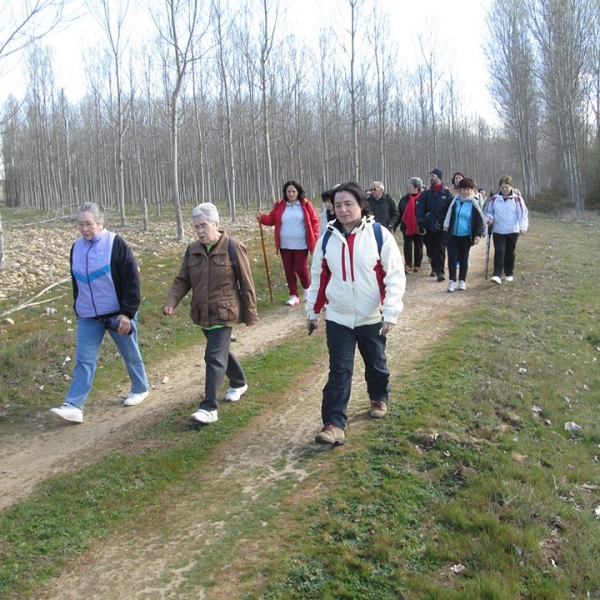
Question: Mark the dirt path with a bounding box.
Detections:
[1,242,489,599]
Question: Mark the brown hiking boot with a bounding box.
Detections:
[370,400,388,419]
[315,424,345,445]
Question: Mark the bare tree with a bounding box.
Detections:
[212,0,238,219]
[528,0,596,212]
[257,0,279,206]
[0,0,68,271]
[91,0,133,226]
[152,0,205,241]
[486,0,540,199]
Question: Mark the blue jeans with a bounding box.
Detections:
[200,326,246,411]
[322,320,390,429]
[65,316,149,409]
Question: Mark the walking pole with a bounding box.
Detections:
[484,225,491,280]
[258,217,274,303]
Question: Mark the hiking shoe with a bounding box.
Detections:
[302,289,310,301]
[315,424,345,445]
[491,275,502,284]
[505,276,514,282]
[458,280,467,291]
[123,390,149,406]
[224,383,248,402]
[286,295,300,306]
[50,403,83,424]
[190,408,218,424]
[447,281,456,293]
[370,400,388,419]
[437,273,445,282]
[430,270,436,277]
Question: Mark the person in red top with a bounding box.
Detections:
[257,180,320,306]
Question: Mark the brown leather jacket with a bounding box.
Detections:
[163,231,258,328]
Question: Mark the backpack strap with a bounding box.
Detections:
[322,222,383,258]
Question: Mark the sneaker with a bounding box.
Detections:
[370,400,388,419]
[458,280,467,291]
[430,270,436,277]
[505,276,514,282]
[123,390,149,406]
[414,266,421,272]
[224,383,248,402]
[302,289,310,301]
[447,281,456,293]
[285,295,300,306]
[437,273,446,282]
[490,275,502,284]
[190,408,218,424]
[315,424,345,445]
[50,403,83,423]
[405,265,413,273]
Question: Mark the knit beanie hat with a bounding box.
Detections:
[430,168,443,180]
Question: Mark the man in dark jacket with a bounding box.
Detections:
[416,169,453,281]
[368,181,399,231]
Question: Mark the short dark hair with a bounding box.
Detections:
[458,177,476,190]
[331,181,372,217]
[283,180,306,199]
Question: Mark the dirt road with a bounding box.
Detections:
[1,242,489,599]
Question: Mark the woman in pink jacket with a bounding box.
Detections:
[257,180,320,306]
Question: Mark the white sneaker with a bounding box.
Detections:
[286,295,300,306]
[447,281,456,293]
[190,408,218,424]
[50,403,83,423]
[123,390,149,406]
[490,276,502,284]
[302,288,310,302]
[224,383,248,402]
[505,276,514,282]
[458,280,467,291]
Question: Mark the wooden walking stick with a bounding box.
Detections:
[257,217,274,303]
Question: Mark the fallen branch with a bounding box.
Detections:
[1,277,70,318]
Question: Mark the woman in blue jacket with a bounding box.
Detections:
[50,203,150,423]
[441,177,488,292]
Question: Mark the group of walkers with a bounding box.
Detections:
[50,171,528,446]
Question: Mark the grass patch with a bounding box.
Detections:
[235,214,600,600]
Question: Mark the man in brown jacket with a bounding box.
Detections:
[162,203,258,424]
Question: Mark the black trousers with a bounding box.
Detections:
[424,230,447,275]
[492,232,519,278]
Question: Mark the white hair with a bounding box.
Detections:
[191,202,220,223]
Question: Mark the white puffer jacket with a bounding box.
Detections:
[306,217,405,328]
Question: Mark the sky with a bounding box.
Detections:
[0,0,495,121]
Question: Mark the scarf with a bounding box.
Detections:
[402,192,420,235]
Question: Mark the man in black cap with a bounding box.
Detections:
[416,169,453,281]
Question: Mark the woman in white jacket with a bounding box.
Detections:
[306,182,406,445]
[485,175,529,284]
